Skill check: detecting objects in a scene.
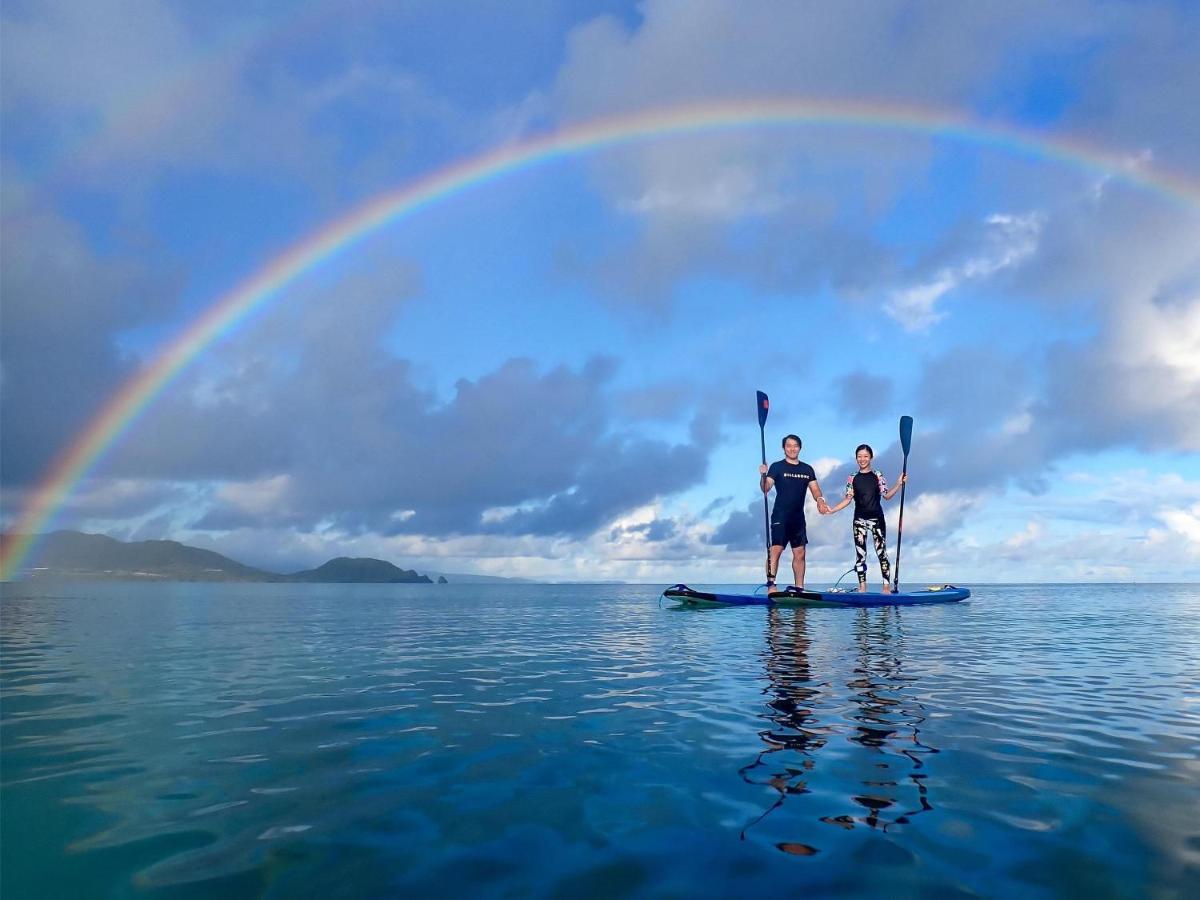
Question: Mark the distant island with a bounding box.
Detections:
[3,531,440,584]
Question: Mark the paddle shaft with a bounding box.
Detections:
[760,425,771,580]
[756,392,772,583]
[892,415,914,592]
[893,454,909,591]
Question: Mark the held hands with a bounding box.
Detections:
[816,497,830,515]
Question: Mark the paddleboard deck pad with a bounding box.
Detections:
[663,583,969,608]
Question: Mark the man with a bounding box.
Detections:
[759,434,829,592]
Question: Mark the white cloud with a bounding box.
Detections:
[215,475,294,518]
[1003,519,1045,550]
[175,465,1200,583]
[885,276,955,331]
[1002,411,1034,435]
[617,165,787,218]
[1034,205,1200,452]
[1157,502,1200,551]
[892,490,983,538]
[811,457,841,481]
[885,212,1043,331]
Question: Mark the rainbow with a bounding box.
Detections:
[3,98,1198,579]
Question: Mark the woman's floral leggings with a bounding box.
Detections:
[853,517,891,581]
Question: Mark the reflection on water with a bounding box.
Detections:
[741,607,938,854]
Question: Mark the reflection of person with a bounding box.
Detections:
[740,605,938,850]
[739,608,824,849]
[758,434,829,592]
[824,444,905,593]
[846,607,935,831]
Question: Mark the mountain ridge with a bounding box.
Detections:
[3,531,435,583]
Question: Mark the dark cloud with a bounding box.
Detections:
[484,431,705,536]
[556,1,1199,163]
[617,383,693,421]
[707,496,842,553]
[915,347,1030,428]
[1,478,193,526]
[832,371,894,423]
[706,502,762,551]
[1037,336,1200,453]
[130,338,709,539]
[0,186,178,488]
[744,216,898,299]
[699,495,733,517]
[0,2,590,242]
[10,220,718,542]
[574,214,730,310]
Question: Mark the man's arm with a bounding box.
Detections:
[809,479,830,513]
[759,464,774,494]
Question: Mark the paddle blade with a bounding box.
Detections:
[757,391,770,428]
[899,415,913,456]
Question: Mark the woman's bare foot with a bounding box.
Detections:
[882,582,893,594]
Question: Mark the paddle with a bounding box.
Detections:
[757,391,771,584]
[892,415,913,592]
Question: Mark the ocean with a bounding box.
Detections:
[2,582,1197,898]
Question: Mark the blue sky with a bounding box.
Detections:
[2,0,1198,582]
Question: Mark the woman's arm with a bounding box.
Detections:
[884,472,907,500]
[825,477,853,514]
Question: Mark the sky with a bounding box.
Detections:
[2,0,1198,583]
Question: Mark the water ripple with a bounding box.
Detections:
[2,582,1198,896]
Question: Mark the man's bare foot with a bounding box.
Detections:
[857,581,868,593]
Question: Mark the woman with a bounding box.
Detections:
[824,444,906,592]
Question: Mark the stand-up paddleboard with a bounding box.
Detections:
[663,583,969,608]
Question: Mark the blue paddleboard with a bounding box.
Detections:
[663,583,969,608]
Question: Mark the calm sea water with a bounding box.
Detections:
[2,582,1198,898]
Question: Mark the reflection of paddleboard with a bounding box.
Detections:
[662,583,970,608]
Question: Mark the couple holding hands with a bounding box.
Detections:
[758,434,906,594]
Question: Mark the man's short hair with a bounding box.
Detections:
[782,434,802,449]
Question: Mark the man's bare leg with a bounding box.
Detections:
[791,545,806,590]
[767,545,785,591]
